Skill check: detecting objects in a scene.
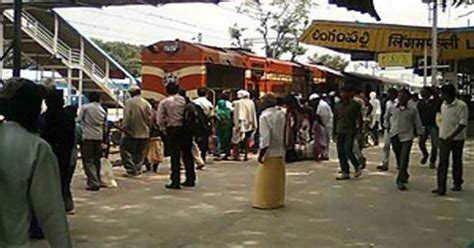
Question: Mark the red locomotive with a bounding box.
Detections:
[141,40,326,100]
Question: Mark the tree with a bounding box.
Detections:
[229,24,246,48]
[234,0,313,60]
[308,53,349,72]
[92,39,143,77]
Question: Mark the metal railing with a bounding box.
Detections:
[3,10,128,105]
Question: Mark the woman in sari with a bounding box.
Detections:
[216,99,233,160]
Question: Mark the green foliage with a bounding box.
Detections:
[308,53,349,72]
[234,0,313,60]
[229,24,247,48]
[92,39,143,77]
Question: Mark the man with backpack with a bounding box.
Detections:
[158,83,195,190]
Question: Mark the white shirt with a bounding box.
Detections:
[78,102,106,141]
[225,100,233,111]
[387,104,423,142]
[370,98,382,128]
[259,106,286,158]
[383,99,396,129]
[193,97,214,118]
[316,100,333,130]
[233,98,258,133]
[439,99,469,141]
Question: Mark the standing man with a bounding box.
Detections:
[377,88,398,171]
[310,93,333,160]
[78,92,107,191]
[386,89,423,191]
[120,86,152,177]
[158,82,195,189]
[417,87,441,169]
[40,90,76,213]
[193,87,213,164]
[0,78,72,248]
[232,90,258,161]
[369,91,382,146]
[432,84,469,196]
[352,90,368,168]
[333,86,363,180]
[253,93,287,209]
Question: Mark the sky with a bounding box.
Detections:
[55,0,474,82]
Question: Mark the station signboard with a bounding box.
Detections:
[300,20,474,60]
[378,52,413,68]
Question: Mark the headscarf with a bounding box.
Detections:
[216,99,231,123]
[309,93,320,101]
[237,90,250,99]
[370,91,377,100]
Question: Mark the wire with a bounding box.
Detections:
[67,20,153,43]
[80,9,231,41]
[130,8,227,36]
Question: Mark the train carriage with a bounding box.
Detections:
[142,40,246,100]
[142,40,326,99]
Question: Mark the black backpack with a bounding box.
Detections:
[183,102,209,135]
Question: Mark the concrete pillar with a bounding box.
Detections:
[67,68,72,105]
[105,60,110,80]
[53,12,58,55]
[80,38,84,66]
[78,69,83,108]
[0,10,4,80]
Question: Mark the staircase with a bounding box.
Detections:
[3,9,137,107]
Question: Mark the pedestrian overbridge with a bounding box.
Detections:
[1,8,138,107]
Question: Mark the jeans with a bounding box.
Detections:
[336,133,360,174]
[391,135,413,184]
[382,130,391,167]
[120,137,148,175]
[81,140,102,189]
[419,126,439,164]
[167,127,195,185]
[437,139,465,192]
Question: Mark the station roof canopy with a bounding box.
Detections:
[328,0,470,21]
[0,0,226,8]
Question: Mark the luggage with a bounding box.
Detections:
[101,158,118,188]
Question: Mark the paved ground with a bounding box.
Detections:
[32,141,474,248]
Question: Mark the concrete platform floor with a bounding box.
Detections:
[32,141,474,248]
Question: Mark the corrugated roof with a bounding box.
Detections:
[310,64,344,77]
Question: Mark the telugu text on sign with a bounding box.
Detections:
[300,20,474,60]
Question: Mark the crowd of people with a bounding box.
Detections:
[0,76,470,247]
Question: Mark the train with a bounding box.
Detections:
[141,40,328,101]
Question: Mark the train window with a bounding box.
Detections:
[206,64,245,90]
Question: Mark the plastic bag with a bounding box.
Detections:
[101,158,118,188]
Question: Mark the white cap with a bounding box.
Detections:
[128,85,141,93]
[309,93,320,101]
[237,89,250,99]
